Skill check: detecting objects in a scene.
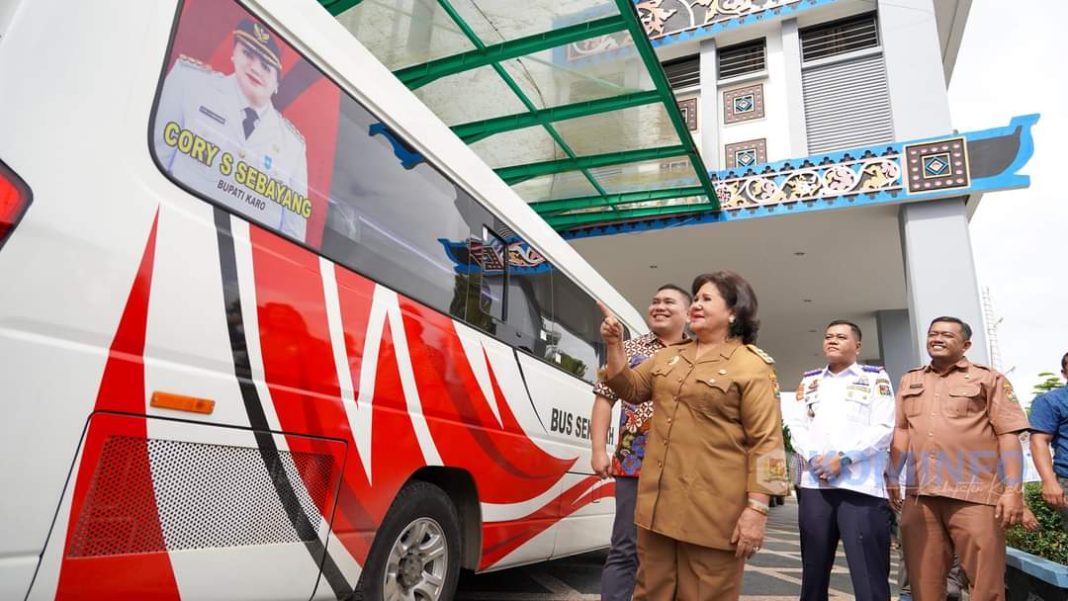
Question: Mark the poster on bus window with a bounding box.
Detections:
[152,0,341,246]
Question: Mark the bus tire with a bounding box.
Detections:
[356,480,462,601]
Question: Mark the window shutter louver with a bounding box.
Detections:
[802,53,894,153]
[718,39,766,80]
[663,55,700,90]
[800,13,879,62]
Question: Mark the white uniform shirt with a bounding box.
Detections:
[786,363,895,498]
[153,57,309,241]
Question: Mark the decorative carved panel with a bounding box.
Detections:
[639,0,812,41]
[723,84,765,124]
[903,138,969,193]
[678,97,698,130]
[725,139,767,168]
[713,148,903,209]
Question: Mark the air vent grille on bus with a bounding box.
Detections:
[68,436,335,556]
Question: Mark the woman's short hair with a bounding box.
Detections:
[691,271,760,344]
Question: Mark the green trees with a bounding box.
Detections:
[1007,482,1068,564]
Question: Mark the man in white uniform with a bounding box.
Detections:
[154,18,309,241]
[786,320,896,601]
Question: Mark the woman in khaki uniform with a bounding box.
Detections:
[599,271,788,601]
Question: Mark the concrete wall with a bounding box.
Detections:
[877,309,917,383]
[780,18,808,157]
[899,198,989,365]
[715,25,791,164]
[878,0,954,140]
[698,39,719,169]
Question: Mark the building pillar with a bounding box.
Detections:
[878,0,953,140]
[780,18,808,157]
[876,309,916,383]
[699,38,719,170]
[898,198,989,365]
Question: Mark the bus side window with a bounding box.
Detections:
[499,236,553,362]
[477,227,507,323]
[458,225,555,362]
[501,274,552,359]
[453,216,509,335]
[547,277,605,384]
[320,96,484,320]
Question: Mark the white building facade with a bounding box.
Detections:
[563,0,1036,385]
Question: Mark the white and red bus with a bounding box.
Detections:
[0,0,646,599]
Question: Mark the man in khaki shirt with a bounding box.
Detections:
[889,316,1028,601]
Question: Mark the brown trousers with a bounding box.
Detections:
[635,527,744,601]
[900,495,1005,601]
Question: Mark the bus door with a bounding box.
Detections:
[489,253,617,560]
[457,234,564,567]
[539,277,619,559]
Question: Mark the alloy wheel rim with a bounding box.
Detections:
[382,517,449,601]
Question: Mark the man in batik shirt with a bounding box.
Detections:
[591,284,689,601]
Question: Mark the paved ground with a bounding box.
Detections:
[456,498,905,600]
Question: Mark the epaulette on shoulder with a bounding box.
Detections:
[861,365,884,374]
[906,365,925,373]
[280,116,307,146]
[746,344,774,365]
[176,54,216,73]
[802,368,822,378]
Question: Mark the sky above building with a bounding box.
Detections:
[950,1,1068,399]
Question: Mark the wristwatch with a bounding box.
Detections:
[837,451,853,467]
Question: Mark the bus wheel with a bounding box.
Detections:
[358,481,461,601]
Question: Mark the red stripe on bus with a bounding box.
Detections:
[479,475,607,569]
[246,224,589,571]
[400,299,576,503]
[55,210,180,600]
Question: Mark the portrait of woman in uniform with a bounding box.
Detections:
[151,4,317,244]
[599,270,788,601]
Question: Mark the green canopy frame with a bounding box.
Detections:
[318,0,719,230]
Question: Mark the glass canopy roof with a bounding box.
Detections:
[320,0,718,231]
